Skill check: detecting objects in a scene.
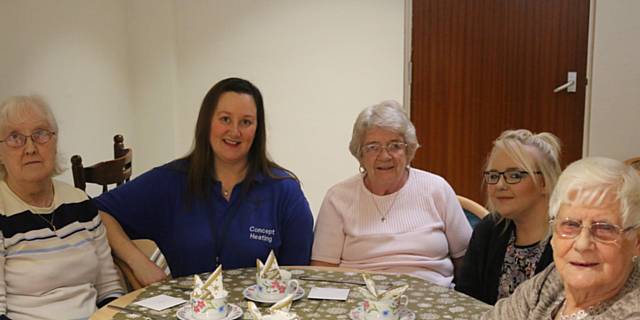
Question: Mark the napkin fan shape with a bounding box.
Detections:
[247,294,299,320]
[191,264,227,300]
[358,274,408,302]
[257,250,282,281]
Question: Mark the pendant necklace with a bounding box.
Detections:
[34,213,57,231]
[370,191,400,222]
[557,299,594,320]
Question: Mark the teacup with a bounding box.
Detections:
[362,295,409,320]
[190,291,229,320]
[256,270,299,300]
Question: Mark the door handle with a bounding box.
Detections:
[554,72,577,93]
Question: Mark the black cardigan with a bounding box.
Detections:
[455,213,554,305]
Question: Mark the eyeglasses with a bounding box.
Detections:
[483,169,541,184]
[361,142,407,156]
[551,217,639,244]
[0,129,56,148]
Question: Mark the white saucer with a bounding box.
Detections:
[242,284,305,304]
[176,303,243,320]
[348,302,415,320]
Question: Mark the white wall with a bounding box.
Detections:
[0,0,405,213]
[171,1,405,213]
[0,0,134,194]
[587,0,640,161]
[126,0,179,172]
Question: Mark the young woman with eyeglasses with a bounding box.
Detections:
[455,129,562,304]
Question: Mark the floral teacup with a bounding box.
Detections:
[362,294,409,320]
[190,291,229,320]
[256,270,299,300]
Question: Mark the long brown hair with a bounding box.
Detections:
[183,77,295,200]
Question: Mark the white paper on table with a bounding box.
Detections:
[133,294,186,311]
[307,287,350,300]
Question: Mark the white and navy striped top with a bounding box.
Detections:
[0,179,124,320]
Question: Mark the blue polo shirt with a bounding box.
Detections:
[94,159,314,278]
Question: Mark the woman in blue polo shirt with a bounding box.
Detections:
[96,78,314,286]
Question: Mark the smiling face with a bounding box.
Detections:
[551,200,640,297]
[209,92,257,167]
[0,106,57,186]
[360,127,408,193]
[486,147,547,221]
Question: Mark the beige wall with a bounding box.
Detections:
[587,0,640,161]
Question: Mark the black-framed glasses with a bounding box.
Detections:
[483,169,541,184]
[361,142,407,156]
[0,129,56,148]
[551,217,639,244]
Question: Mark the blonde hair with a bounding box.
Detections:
[0,95,62,179]
[549,157,640,228]
[349,100,420,163]
[485,129,562,213]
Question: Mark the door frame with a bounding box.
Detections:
[402,0,596,157]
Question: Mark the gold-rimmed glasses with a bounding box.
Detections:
[551,217,639,244]
[361,142,407,156]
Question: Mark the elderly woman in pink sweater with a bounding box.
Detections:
[311,100,472,287]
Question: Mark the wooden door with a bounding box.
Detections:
[410,0,589,203]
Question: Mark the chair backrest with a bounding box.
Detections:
[625,156,640,172]
[70,135,169,291]
[457,195,489,229]
[71,134,132,193]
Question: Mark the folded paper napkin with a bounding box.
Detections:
[257,250,281,280]
[247,294,299,320]
[358,274,408,301]
[191,265,227,300]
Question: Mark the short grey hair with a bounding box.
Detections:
[485,129,562,212]
[349,100,420,162]
[0,95,62,179]
[549,157,640,228]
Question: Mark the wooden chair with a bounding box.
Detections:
[71,134,132,193]
[625,156,640,171]
[70,135,168,291]
[457,195,489,229]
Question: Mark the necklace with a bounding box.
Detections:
[34,213,56,231]
[370,191,400,222]
[222,189,230,198]
[557,300,593,320]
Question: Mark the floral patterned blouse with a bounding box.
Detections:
[497,231,548,300]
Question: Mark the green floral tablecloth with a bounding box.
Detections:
[111,268,490,320]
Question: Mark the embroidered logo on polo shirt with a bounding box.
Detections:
[249,226,275,243]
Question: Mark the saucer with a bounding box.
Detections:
[242,284,305,303]
[176,303,243,320]
[348,303,415,320]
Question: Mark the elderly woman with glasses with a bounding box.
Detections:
[482,157,640,319]
[0,96,123,319]
[456,129,562,304]
[311,100,472,287]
